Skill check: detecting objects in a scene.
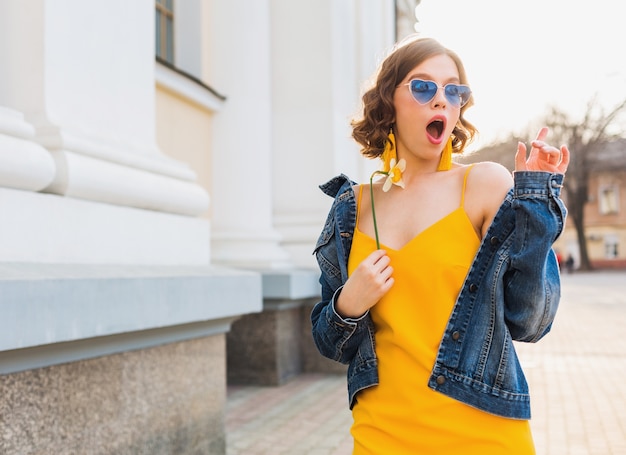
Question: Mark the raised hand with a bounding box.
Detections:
[515,127,570,174]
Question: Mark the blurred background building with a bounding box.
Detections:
[0,0,418,453]
[459,140,626,270]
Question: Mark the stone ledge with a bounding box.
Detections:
[0,263,262,373]
[260,268,320,300]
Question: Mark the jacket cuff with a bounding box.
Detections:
[330,286,369,324]
[513,171,564,198]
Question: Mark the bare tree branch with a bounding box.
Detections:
[542,95,626,270]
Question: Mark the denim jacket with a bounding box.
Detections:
[311,171,567,419]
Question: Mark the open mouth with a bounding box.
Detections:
[427,119,445,140]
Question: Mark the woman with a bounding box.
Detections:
[311,35,569,454]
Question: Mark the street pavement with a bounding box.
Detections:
[225,270,626,455]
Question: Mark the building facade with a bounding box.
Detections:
[557,169,626,269]
[7,1,620,448]
[0,1,402,453]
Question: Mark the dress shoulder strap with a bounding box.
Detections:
[355,184,364,224]
[460,164,475,208]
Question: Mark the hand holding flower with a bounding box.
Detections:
[335,249,394,318]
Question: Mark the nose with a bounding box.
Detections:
[431,86,447,108]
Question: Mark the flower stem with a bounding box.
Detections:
[369,171,386,249]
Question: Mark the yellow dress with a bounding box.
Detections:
[349,166,535,455]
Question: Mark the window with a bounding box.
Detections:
[605,235,619,259]
[156,0,174,64]
[598,184,619,215]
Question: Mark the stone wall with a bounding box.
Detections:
[0,336,226,455]
[227,297,347,387]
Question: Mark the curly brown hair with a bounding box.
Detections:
[351,36,477,159]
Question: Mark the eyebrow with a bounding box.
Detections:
[406,73,461,84]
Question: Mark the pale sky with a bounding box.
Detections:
[414,0,626,149]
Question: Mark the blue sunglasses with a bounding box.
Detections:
[403,79,472,108]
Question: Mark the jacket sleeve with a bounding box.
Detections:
[504,171,567,342]
[311,268,374,364]
[310,179,372,364]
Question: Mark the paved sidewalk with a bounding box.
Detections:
[225,271,626,455]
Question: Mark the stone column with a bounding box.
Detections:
[206,0,291,268]
[269,0,395,268]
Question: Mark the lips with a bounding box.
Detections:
[426,116,446,144]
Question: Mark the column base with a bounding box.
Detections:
[211,229,292,269]
[0,187,209,265]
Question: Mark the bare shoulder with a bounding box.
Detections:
[463,162,513,235]
[466,161,513,194]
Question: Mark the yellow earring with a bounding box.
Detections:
[382,129,396,173]
[437,137,453,171]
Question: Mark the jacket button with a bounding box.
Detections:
[436,375,446,385]
[490,236,499,245]
[469,283,478,292]
[452,331,460,341]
